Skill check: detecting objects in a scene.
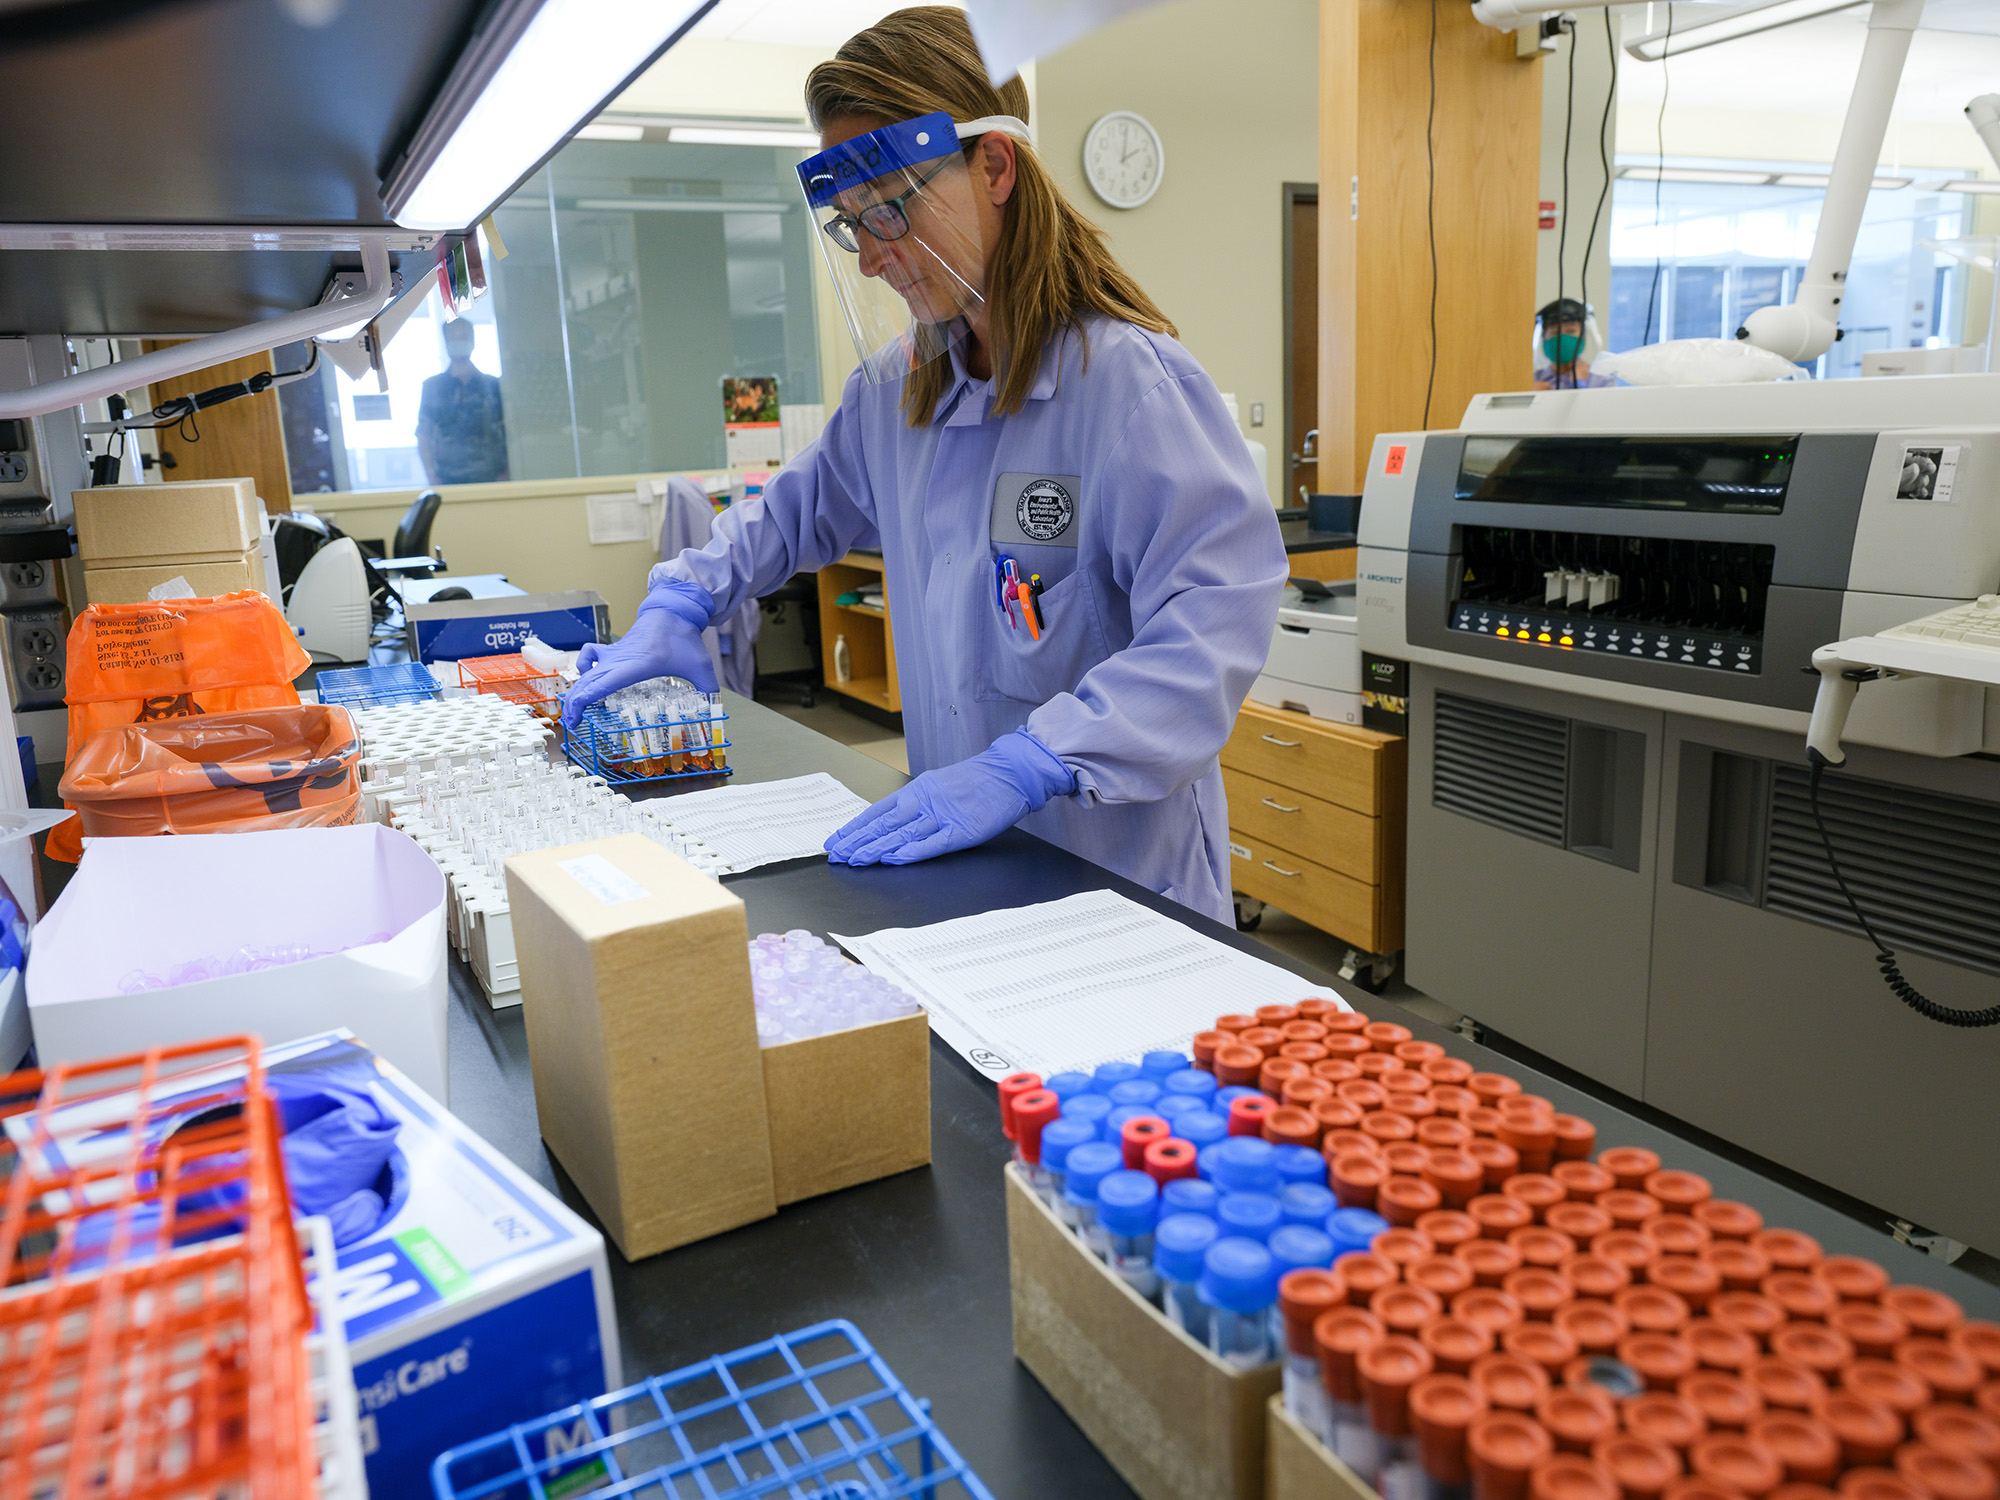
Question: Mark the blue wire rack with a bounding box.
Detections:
[316,661,443,709]
[430,1320,994,1500]
[563,699,733,786]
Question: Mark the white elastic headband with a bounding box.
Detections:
[955,115,1034,146]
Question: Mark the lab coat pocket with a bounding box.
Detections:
[977,567,1109,705]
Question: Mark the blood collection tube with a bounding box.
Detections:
[997,1072,1042,1138]
[1211,1135,1283,1195]
[1819,1255,1889,1304]
[1280,1268,1346,1442]
[1120,1113,1171,1170]
[1191,1030,1228,1072]
[1142,1049,1189,1079]
[1363,1335,1437,1494]
[1455,1287,1529,1343]
[1678,1369,1765,1433]
[1540,1385,1619,1454]
[1060,1140,1123,1255]
[1161,1176,1218,1218]
[1912,1405,2000,1476]
[1036,1115,1100,1215]
[1010,1088,1061,1193]
[1230,1093,1277,1138]
[1690,1433,1783,1498]
[1042,1070,1092,1103]
[1283,1181,1339,1228]
[1881,1284,1964,1338]
[1092,1060,1142,1093]
[1748,1413,1840,1486]
[1593,1434,1680,1500]
[1458,1240,1526,1289]
[1328,1207,1393,1259]
[1218,1191,1283,1245]
[1597,1148,1662,1192]
[1215,1012,1257,1035]
[1163,1067,1220,1106]
[1096,1169,1162,1296]
[1154,1211,1219,1339]
[1742,1358,1823,1415]
[1471,1142,1526,1192]
[1469,1410,1555,1500]
[1533,1455,1620,1500]
[1413,1373,1490,1500]
[1895,1446,1998,1500]
[1320,1305,1389,1474]
[1693,1200,1762,1243]
[1201,1236,1279,1369]
[1143,1136,1199,1187]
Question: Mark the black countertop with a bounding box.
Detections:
[442,694,2000,1500]
[1277,513,1356,554]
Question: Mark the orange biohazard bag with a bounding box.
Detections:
[52,591,312,860]
[58,704,361,839]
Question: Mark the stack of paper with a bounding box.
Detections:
[659,772,871,874]
[836,889,1348,1079]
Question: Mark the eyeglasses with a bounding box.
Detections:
[819,155,955,253]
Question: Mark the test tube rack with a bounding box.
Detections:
[0,1038,354,1500]
[314,661,443,710]
[456,652,564,720]
[350,696,556,823]
[387,753,724,1007]
[564,695,733,785]
[429,1319,996,1500]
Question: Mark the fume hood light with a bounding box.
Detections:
[382,0,713,232]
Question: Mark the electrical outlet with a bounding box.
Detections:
[5,606,66,711]
[0,556,59,612]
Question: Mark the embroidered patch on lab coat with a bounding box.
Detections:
[992,472,1082,548]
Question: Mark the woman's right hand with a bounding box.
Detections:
[559,577,718,727]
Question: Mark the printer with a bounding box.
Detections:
[1251,582,1362,726]
[1356,374,2000,1255]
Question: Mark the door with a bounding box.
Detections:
[1283,184,1318,507]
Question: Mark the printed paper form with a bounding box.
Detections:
[657,772,870,874]
[834,889,1348,1080]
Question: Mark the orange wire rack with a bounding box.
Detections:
[455,655,563,721]
[0,1037,316,1500]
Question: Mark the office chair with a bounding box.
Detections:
[377,490,447,580]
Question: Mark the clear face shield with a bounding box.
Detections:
[798,111,1027,384]
[1534,305,1605,373]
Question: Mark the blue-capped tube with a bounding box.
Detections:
[1281,1182,1339,1229]
[1042,1070,1093,1103]
[1199,1236,1278,1370]
[1209,1136,1282,1196]
[1161,1067,1219,1106]
[1140,1050,1189,1080]
[1265,1225,1336,1351]
[1095,1169,1161,1297]
[1037,1117,1100,1218]
[1160,1178,1220,1219]
[1153,1093,1204,1130]
[1177,1109,1228,1154]
[1273,1143,1329,1188]
[1091,1060,1142,1093]
[1326,1206,1392,1260]
[1059,1091,1114,1138]
[1061,1141,1123,1255]
[1106,1078,1163,1110]
[1216,1191,1282,1244]
[1152,1212,1219,1342]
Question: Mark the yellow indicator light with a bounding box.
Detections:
[1495,627,1509,637]
[1559,636,1574,646]
[1537,632,1552,643]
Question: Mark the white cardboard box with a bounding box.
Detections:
[25,825,450,1100]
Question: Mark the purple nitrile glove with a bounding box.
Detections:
[560,577,717,728]
[825,728,1077,866]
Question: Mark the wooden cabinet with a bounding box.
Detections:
[815,553,901,714]
[1222,700,1405,953]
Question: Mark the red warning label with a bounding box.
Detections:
[1384,444,1408,476]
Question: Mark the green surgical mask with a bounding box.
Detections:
[1542,333,1584,365]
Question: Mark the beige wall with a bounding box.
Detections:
[1539,12,1619,336]
[1035,0,1319,507]
[317,476,707,635]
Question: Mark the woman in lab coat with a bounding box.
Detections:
[561,7,1286,923]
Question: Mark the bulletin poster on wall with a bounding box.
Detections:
[722,376,783,469]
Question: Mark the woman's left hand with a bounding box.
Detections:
[826,728,1075,866]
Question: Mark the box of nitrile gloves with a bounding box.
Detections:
[276,1030,619,1500]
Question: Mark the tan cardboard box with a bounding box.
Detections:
[506,834,779,1260]
[74,478,262,568]
[762,1010,929,1206]
[83,546,268,606]
[1265,1395,1380,1500]
[1007,1164,1281,1500]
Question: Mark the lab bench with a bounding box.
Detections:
[435,692,2000,1500]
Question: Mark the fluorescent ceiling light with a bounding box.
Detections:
[576,123,647,142]
[1619,166,1776,185]
[573,198,788,213]
[1625,0,1867,61]
[668,126,823,148]
[383,0,714,232]
[1771,172,1913,189]
[1924,178,2000,194]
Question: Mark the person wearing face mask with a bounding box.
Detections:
[559,6,1285,923]
[1532,297,1615,390]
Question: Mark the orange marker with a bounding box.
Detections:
[1017,580,1041,639]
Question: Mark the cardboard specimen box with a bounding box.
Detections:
[1007,1164,1280,1500]
[84,546,268,605]
[507,833,933,1259]
[507,834,777,1260]
[73,477,263,567]
[1265,1394,1380,1500]
[762,1008,929,1206]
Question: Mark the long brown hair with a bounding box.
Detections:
[805,6,1175,427]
